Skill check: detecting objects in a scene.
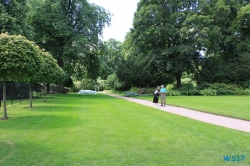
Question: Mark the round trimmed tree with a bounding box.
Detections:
[38,51,66,102]
[0,33,43,119]
[27,49,65,107]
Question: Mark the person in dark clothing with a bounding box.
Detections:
[153,86,160,105]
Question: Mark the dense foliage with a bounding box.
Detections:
[99,38,124,79]
[117,0,250,90]
[30,0,111,79]
[0,0,33,38]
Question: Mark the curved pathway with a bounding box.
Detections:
[102,93,250,133]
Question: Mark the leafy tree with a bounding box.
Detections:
[0,0,33,39]
[130,0,249,87]
[193,0,250,85]
[41,51,65,101]
[99,38,124,79]
[0,33,43,119]
[106,73,127,91]
[232,3,250,53]
[31,0,111,81]
[28,50,66,105]
[131,0,203,89]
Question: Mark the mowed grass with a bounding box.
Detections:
[136,95,250,121]
[0,93,250,166]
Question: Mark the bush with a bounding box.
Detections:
[186,89,201,96]
[210,83,237,91]
[166,84,174,90]
[200,88,217,96]
[129,87,139,93]
[216,88,234,95]
[196,82,211,90]
[245,89,250,94]
[167,90,181,96]
[72,81,83,92]
[234,88,249,95]
[125,91,139,97]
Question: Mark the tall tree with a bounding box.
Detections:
[193,0,250,84]
[131,0,203,88]
[99,38,124,79]
[31,0,111,81]
[28,50,65,106]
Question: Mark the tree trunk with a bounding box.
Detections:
[2,77,8,120]
[46,83,50,94]
[176,72,182,89]
[29,82,33,108]
[44,84,47,102]
[51,85,54,98]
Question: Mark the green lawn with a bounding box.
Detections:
[0,93,249,165]
[135,95,250,121]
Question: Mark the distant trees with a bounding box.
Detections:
[99,38,124,79]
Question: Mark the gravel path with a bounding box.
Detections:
[102,93,250,133]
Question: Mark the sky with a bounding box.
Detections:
[88,0,140,42]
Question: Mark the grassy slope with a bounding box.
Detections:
[135,95,250,121]
[0,94,249,165]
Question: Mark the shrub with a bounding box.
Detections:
[196,82,211,90]
[234,88,249,95]
[129,87,139,93]
[166,84,174,90]
[216,88,234,95]
[72,81,83,92]
[245,89,250,94]
[200,88,217,96]
[167,90,181,96]
[125,91,139,97]
[186,89,201,96]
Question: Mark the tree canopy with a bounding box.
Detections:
[118,0,250,89]
[0,0,33,39]
[129,0,206,88]
[99,38,124,79]
[31,0,111,80]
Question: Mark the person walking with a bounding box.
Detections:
[160,85,166,106]
[153,86,160,105]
